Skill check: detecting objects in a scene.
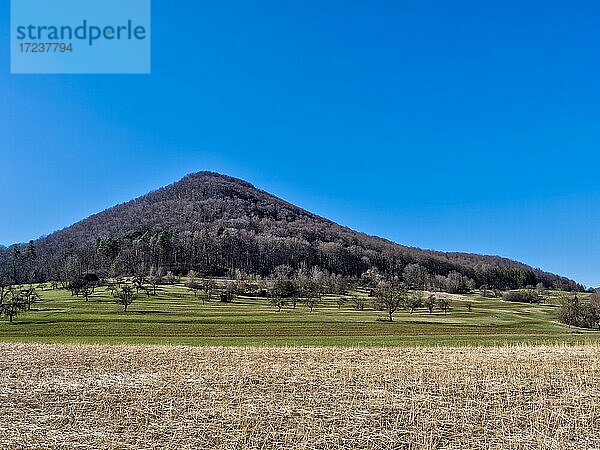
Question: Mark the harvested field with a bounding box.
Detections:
[0,344,599,449]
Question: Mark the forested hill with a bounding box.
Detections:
[0,172,582,290]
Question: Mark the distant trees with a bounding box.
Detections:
[220,281,235,303]
[271,265,296,307]
[147,273,161,296]
[80,284,94,302]
[536,282,546,298]
[402,264,429,290]
[442,271,474,294]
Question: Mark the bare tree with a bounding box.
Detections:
[269,296,287,312]
[557,293,580,328]
[438,297,451,314]
[202,278,216,303]
[163,271,176,285]
[20,286,39,310]
[351,296,365,311]
[402,263,430,290]
[220,281,236,302]
[424,294,436,314]
[147,275,160,296]
[405,291,423,314]
[335,296,347,309]
[1,289,27,322]
[114,285,136,312]
[186,271,202,297]
[133,275,146,294]
[375,279,407,322]
[81,284,94,302]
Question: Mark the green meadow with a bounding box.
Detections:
[0,283,596,346]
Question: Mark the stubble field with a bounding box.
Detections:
[0,343,598,449]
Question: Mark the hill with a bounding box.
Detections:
[0,172,581,290]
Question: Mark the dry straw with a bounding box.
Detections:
[0,343,598,449]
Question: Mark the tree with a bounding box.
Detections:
[80,283,94,302]
[503,290,540,304]
[202,278,216,303]
[405,291,423,314]
[186,271,202,297]
[305,267,329,312]
[20,286,39,310]
[68,278,86,297]
[106,282,118,297]
[1,289,27,322]
[187,280,202,297]
[361,267,383,287]
[438,297,451,314]
[375,279,407,322]
[304,294,318,313]
[536,282,546,302]
[351,296,365,311]
[480,285,490,298]
[269,296,287,312]
[133,275,146,294]
[424,294,436,314]
[335,296,347,309]
[272,275,296,305]
[556,293,600,329]
[163,271,176,285]
[220,281,236,302]
[444,271,473,294]
[114,285,136,312]
[147,274,161,296]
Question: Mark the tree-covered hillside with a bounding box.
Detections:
[0,172,582,291]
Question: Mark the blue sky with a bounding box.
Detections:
[1,0,599,286]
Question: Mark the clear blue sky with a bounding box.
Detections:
[1,0,599,286]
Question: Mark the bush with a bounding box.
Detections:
[503,290,540,304]
[557,294,600,329]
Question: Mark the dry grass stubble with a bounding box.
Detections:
[0,344,598,449]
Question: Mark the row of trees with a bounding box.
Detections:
[372,279,455,322]
[0,228,582,295]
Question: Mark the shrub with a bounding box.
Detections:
[503,290,540,304]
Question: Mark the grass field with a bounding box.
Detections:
[1,343,598,449]
[0,283,597,346]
